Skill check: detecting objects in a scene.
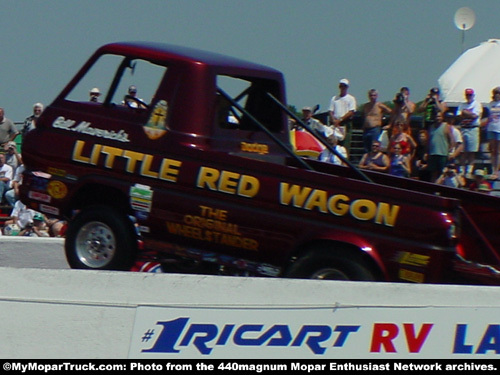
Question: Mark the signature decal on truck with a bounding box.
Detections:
[53,116,130,143]
[166,205,259,251]
[72,140,182,182]
[279,183,400,227]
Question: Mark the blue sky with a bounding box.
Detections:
[1,1,498,122]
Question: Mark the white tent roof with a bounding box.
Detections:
[438,39,500,105]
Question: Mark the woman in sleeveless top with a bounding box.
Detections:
[388,117,416,156]
[389,143,411,177]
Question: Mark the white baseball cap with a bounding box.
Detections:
[339,78,350,86]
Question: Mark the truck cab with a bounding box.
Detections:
[20,42,500,285]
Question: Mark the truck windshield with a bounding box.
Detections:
[65,54,167,108]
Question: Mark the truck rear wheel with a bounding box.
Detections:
[65,205,137,270]
[285,247,376,281]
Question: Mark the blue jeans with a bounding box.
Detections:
[363,127,382,153]
[0,181,9,202]
[4,188,16,206]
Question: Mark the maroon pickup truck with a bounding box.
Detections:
[20,42,500,285]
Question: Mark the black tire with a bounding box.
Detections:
[285,246,376,281]
[65,205,137,270]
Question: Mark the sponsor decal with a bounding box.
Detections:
[28,191,52,203]
[130,184,153,213]
[129,306,500,358]
[47,167,67,177]
[32,171,51,179]
[53,116,130,142]
[399,269,425,283]
[39,204,60,216]
[47,180,68,199]
[144,100,168,140]
[240,142,269,155]
[398,252,431,267]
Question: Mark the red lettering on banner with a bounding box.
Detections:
[370,323,434,353]
[403,323,433,353]
[370,323,398,352]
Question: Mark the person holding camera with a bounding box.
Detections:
[388,92,413,135]
[400,87,416,119]
[435,164,466,188]
[3,141,21,173]
[418,87,447,130]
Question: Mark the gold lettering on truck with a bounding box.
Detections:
[166,205,259,251]
[71,140,181,182]
[196,167,260,197]
[279,182,399,227]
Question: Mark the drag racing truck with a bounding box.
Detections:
[20,41,500,285]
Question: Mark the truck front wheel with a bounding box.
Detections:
[65,206,137,270]
[285,247,376,281]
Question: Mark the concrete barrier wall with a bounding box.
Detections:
[1,267,499,358]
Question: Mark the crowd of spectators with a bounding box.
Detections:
[0,104,66,237]
[0,85,149,236]
[293,80,500,194]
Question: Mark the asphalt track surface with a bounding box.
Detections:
[0,237,68,269]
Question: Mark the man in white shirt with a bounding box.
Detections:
[456,88,483,177]
[328,78,356,151]
[0,153,13,203]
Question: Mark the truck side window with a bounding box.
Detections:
[216,75,282,133]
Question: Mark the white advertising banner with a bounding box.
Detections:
[128,306,500,359]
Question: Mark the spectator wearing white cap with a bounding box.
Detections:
[318,127,348,166]
[292,106,325,135]
[22,103,44,138]
[89,87,101,102]
[328,78,356,151]
[456,88,483,178]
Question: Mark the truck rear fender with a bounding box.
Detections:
[289,239,387,281]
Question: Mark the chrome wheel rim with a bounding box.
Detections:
[76,221,116,268]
